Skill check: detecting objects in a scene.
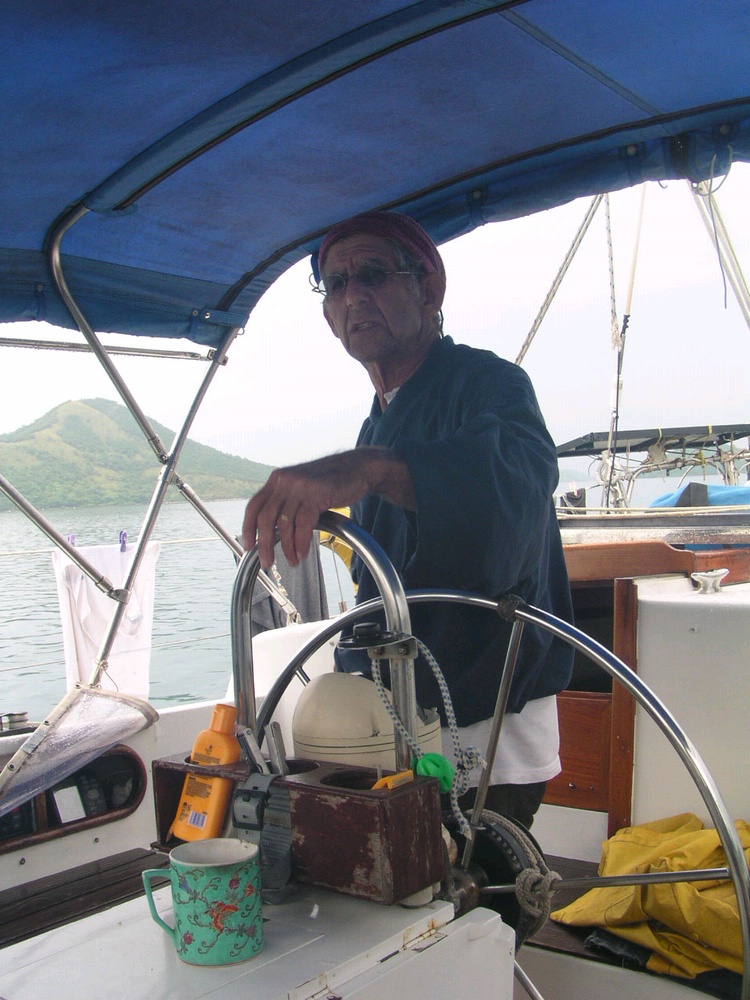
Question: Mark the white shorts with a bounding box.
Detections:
[441,695,560,787]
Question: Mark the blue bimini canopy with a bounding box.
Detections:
[1,1,749,346]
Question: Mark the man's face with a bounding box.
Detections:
[321,234,439,367]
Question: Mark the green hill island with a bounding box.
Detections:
[0,398,275,509]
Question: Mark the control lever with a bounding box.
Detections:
[232,726,274,846]
[232,726,293,899]
[233,726,271,838]
[236,727,270,774]
[267,721,289,775]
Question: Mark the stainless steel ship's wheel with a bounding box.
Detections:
[234,512,750,1000]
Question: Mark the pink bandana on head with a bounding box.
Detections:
[316,211,446,292]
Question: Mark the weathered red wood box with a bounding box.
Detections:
[151,755,443,905]
[276,762,443,904]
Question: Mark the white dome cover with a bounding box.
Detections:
[293,672,441,768]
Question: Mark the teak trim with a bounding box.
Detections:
[608,578,638,836]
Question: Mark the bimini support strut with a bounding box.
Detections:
[35,201,295,685]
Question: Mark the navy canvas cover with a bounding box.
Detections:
[1,1,749,345]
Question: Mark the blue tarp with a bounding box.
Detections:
[1,1,749,345]
[651,484,750,508]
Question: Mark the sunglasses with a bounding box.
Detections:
[310,262,419,298]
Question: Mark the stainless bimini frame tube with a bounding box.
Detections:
[45,205,248,686]
[231,510,418,769]
[0,202,296,689]
[0,474,129,602]
[245,574,750,998]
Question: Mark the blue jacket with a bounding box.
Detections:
[336,336,573,727]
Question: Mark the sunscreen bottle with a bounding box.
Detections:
[171,703,240,841]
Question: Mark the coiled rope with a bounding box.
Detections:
[481,809,562,944]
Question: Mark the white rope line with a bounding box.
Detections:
[370,637,486,837]
[605,193,620,348]
[622,184,646,317]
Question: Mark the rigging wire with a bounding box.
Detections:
[605,193,620,349]
[701,153,731,308]
[603,185,647,507]
[691,153,750,331]
[515,194,604,365]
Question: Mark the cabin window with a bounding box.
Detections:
[0,745,147,852]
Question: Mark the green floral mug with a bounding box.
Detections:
[142,837,263,966]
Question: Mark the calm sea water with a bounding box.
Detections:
[0,498,355,722]
[0,474,725,722]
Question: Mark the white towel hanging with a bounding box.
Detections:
[51,541,161,700]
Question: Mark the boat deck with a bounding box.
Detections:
[1,849,738,998]
[0,847,604,959]
[0,847,599,954]
[0,880,511,1000]
[0,847,169,949]
[0,849,623,959]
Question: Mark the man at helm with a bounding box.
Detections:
[242,211,573,828]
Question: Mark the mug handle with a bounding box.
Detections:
[142,868,175,939]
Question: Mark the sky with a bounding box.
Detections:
[1,164,749,494]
